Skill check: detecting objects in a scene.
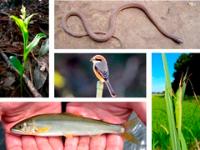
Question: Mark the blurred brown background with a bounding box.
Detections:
[55,53,146,97]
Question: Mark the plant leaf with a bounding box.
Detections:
[20,5,26,20]
[33,65,47,89]
[24,13,37,29]
[39,38,49,56]
[10,15,28,51]
[9,56,24,76]
[24,33,46,62]
[162,54,181,150]
[175,73,188,150]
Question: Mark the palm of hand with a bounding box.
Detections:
[65,102,133,150]
[1,102,63,150]
[1,102,145,150]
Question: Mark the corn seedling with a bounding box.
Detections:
[162,54,187,150]
[9,5,46,93]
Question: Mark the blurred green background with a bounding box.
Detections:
[55,53,146,97]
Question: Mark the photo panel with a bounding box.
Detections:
[0,102,146,149]
[54,53,146,98]
[55,1,200,49]
[152,53,200,150]
[0,0,49,97]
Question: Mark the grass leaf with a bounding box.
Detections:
[9,56,24,76]
[24,33,46,62]
[175,73,188,150]
[162,54,181,150]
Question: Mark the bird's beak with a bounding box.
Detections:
[90,58,94,62]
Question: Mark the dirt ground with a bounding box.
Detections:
[55,1,200,49]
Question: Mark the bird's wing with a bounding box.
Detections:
[95,62,109,80]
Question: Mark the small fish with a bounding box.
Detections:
[11,113,139,144]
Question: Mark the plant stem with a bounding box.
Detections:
[20,75,23,96]
[96,81,104,97]
[162,54,181,150]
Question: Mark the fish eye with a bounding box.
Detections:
[17,123,26,129]
[17,124,23,129]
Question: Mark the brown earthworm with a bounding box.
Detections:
[61,3,183,44]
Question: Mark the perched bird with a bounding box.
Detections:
[90,55,116,97]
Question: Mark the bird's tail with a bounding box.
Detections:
[105,80,116,97]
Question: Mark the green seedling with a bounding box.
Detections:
[9,5,46,94]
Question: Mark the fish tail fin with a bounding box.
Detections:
[122,118,140,144]
[105,80,116,97]
[121,132,139,144]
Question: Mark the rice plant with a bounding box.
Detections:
[162,54,187,150]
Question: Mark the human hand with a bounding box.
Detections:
[0,102,63,150]
[64,102,146,150]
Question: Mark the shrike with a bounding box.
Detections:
[90,55,116,97]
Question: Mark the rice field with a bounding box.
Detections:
[152,95,200,150]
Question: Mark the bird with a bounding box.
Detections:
[90,55,116,97]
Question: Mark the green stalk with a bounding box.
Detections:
[20,74,23,96]
[162,54,181,150]
[96,81,104,97]
[175,74,187,150]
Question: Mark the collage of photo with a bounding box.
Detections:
[0,0,200,150]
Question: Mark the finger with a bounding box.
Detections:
[67,103,99,120]
[35,137,53,150]
[106,134,123,150]
[48,137,63,150]
[6,133,22,150]
[67,103,125,124]
[90,135,106,150]
[77,136,90,150]
[22,136,38,150]
[64,137,79,150]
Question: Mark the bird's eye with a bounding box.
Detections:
[95,58,102,61]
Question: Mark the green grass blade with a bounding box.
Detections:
[9,56,24,76]
[24,33,46,62]
[175,73,188,150]
[185,126,200,149]
[162,54,181,150]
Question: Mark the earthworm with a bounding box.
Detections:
[61,3,183,44]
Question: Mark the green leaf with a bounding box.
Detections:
[9,56,24,76]
[10,15,28,51]
[24,13,37,29]
[162,54,181,150]
[24,33,46,62]
[39,38,49,56]
[175,73,188,150]
[20,5,26,20]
